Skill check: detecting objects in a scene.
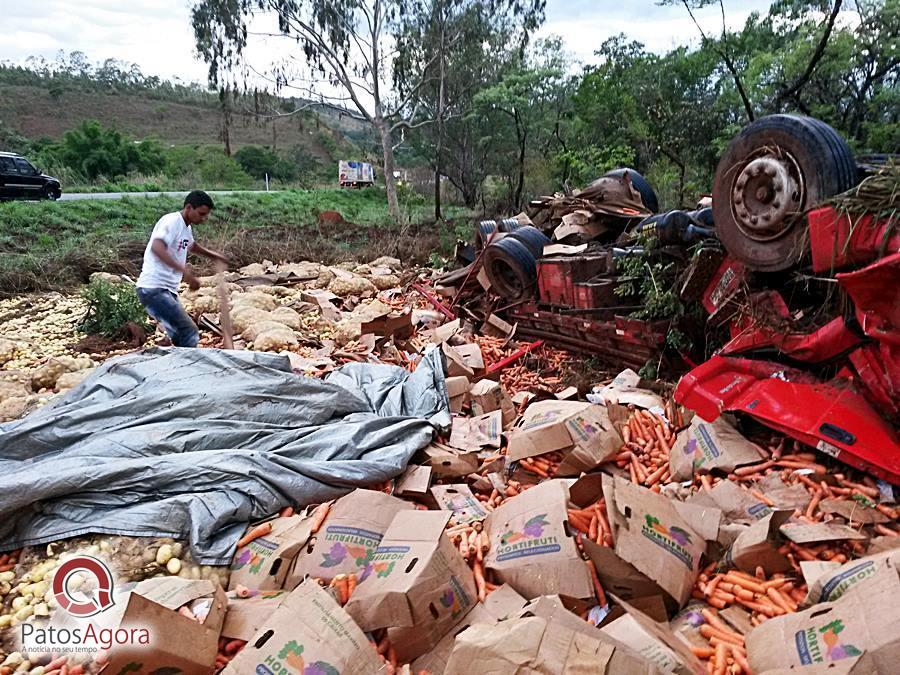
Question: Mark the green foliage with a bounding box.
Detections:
[554,144,635,188]
[79,279,150,337]
[164,145,254,188]
[57,120,165,180]
[234,145,299,181]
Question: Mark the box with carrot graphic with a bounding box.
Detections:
[606,476,704,607]
[228,515,316,592]
[484,479,594,600]
[344,510,477,662]
[287,489,414,588]
[221,580,382,675]
[746,565,900,672]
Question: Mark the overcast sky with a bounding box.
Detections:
[0,0,776,85]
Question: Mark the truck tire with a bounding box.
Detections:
[712,114,856,271]
[508,225,551,258]
[498,218,522,233]
[605,168,659,213]
[483,237,537,302]
[475,220,499,250]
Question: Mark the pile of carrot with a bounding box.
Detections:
[214,638,247,672]
[0,549,19,573]
[324,573,358,606]
[567,497,613,548]
[608,408,675,489]
[444,521,491,602]
[694,566,804,625]
[472,480,526,511]
[690,607,753,675]
[520,451,563,478]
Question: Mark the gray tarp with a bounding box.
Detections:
[0,347,449,564]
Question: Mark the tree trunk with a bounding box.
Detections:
[375,114,402,221]
[514,113,527,210]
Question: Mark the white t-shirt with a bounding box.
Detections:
[136,212,194,293]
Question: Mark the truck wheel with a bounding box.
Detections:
[483,237,537,302]
[508,225,551,258]
[712,114,856,271]
[605,168,659,213]
[475,221,499,250]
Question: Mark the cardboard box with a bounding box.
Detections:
[445,375,470,414]
[443,343,484,377]
[803,548,900,606]
[228,515,315,591]
[430,484,489,524]
[221,581,383,675]
[395,465,433,497]
[607,477,704,607]
[724,510,793,574]
[448,410,502,451]
[746,566,900,673]
[104,578,226,675]
[417,443,480,478]
[670,416,765,481]
[410,584,528,674]
[221,588,289,641]
[445,616,619,674]
[287,489,414,588]
[602,612,701,675]
[344,510,477,656]
[506,400,621,475]
[468,379,516,427]
[484,480,593,600]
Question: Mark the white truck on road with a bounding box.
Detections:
[338,160,375,188]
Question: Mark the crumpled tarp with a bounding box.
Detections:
[0,347,449,564]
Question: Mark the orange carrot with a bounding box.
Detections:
[310,502,331,533]
[692,646,716,659]
[585,559,607,607]
[700,625,744,647]
[237,521,273,548]
[713,642,728,675]
[473,559,487,602]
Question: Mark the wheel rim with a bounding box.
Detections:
[730,152,805,243]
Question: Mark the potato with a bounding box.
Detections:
[269,306,303,331]
[252,328,299,352]
[231,307,272,334]
[55,368,95,393]
[327,275,378,298]
[242,320,292,343]
[231,291,277,312]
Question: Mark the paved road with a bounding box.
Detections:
[59,190,278,201]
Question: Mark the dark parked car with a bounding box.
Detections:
[0,152,62,201]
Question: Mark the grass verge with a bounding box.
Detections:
[0,189,472,294]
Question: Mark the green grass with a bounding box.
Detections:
[0,188,472,294]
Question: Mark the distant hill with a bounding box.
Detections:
[0,83,375,163]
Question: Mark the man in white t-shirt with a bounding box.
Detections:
[136,190,227,347]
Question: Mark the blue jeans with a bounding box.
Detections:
[136,287,199,348]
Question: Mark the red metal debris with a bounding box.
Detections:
[675,354,900,484]
[412,282,456,321]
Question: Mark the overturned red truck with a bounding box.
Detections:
[450,114,899,483]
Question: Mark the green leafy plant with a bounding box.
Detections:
[79,279,150,338]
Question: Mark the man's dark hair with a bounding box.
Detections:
[184,190,215,210]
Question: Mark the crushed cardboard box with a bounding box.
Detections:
[228,514,315,591]
[724,510,793,574]
[431,483,489,524]
[104,578,226,675]
[606,477,704,607]
[485,480,593,600]
[221,588,289,642]
[345,510,477,660]
[222,580,383,675]
[448,410,502,451]
[506,400,621,476]
[410,585,529,675]
[669,415,765,480]
[746,565,900,673]
[468,379,516,428]
[288,489,413,587]
[803,548,900,606]
[417,443,480,478]
[444,616,621,675]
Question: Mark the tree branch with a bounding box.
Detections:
[680,0,755,121]
[775,0,844,107]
